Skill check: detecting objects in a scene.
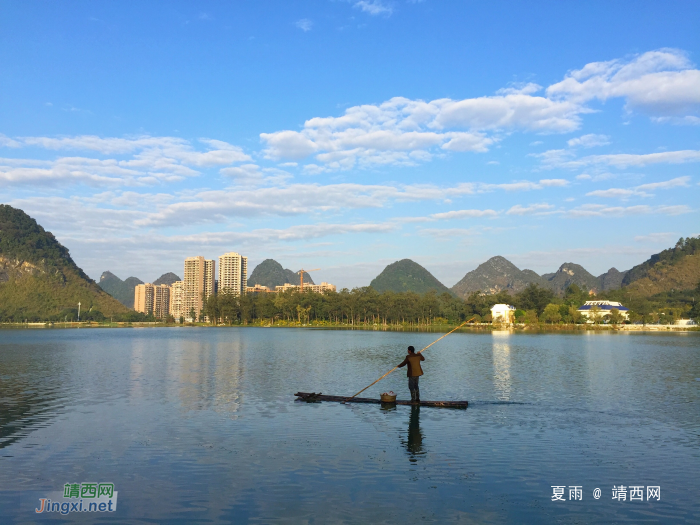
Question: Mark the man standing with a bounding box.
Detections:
[397,346,425,403]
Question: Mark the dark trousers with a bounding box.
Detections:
[408,376,420,392]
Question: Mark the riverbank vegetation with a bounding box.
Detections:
[201,281,699,327]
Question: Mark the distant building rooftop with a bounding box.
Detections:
[578,300,629,312]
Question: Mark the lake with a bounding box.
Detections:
[0,327,698,523]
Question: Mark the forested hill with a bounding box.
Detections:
[248,259,315,288]
[370,259,451,294]
[0,205,128,321]
[621,237,700,296]
[98,271,143,308]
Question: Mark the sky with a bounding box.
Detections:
[1,0,699,289]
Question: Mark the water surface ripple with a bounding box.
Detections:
[0,327,698,523]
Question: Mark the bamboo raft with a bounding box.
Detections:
[295,392,468,408]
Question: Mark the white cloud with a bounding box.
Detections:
[478,179,569,192]
[353,1,393,16]
[430,209,498,220]
[260,49,700,172]
[296,19,313,31]
[506,203,556,216]
[585,176,690,199]
[0,135,252,187]
[586,188,651,199]
[539,149,700,169]
[567,133,610,148]
[260,94,576,168]
[0,134,21,148]
[547,49,700,119]
[636,176,690,190]
[568,203,692,217]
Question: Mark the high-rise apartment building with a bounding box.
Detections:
[183,256,215,321]
[134,283,154,314]
[218,252,248,295]
[153,285,171,319]
[170,280,184,321]
[134,283,171,318]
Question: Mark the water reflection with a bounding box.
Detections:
[403,405,424,462]
[492,331,512,401]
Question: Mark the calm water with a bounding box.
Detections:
[0,327,698,523]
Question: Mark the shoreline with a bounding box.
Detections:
[1,321,698,333]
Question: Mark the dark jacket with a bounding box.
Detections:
[398,353,425,377]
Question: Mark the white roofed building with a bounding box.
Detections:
[577,300,629,320]
[491,304,515,324]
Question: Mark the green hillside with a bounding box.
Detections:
[248,259,314,288]
[370,259,451,294]
[98,271,143,308]
[0,205,129,321]
[622,237,700,289]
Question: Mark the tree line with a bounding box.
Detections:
[194,282,698,326]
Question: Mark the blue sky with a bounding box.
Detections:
[1,1,699,288]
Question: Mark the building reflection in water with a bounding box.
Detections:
[127,336,244,418]
[492,331,512,401]
[403,405,424,462]
[174,341,243,416]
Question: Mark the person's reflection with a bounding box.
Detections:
[405,405,424,461]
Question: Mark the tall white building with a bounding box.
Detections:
[218,252,248,295]
[170,280,185,321]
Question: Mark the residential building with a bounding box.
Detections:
[577,300,629,320]
[218,252,248,295]
[273,282,337,294]
[134,283,171,318]
[170,280,185,321]
[153,284,171,319]
[134,284,154,315]
[183,256,215,321]
[491,304,515,324]
[246,284,272,294]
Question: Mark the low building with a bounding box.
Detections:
[274,282,337,293]
[674,319,698,326]
[577,300,629,320]
[246,284,273,294]
[491,304,515,324]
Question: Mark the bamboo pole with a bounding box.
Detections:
[344,317,475,401]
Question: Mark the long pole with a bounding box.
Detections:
[345,317,474,401]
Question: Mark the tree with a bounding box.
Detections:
[541,303,562,324]
[588,305,602,324]
[608,308,623,325]
[522,310,538,324]
[515,284,555,315]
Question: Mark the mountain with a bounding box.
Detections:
[621,237,700,296]
[98,271,144,308]
[0,205,128,321]
[451,256,546,298]
[544,263,601,295]
[153,272,181,286]
[597,267,627,291]
[370,259,451,294]
[248,259,315,289]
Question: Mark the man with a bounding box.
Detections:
[397,346,425,403]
